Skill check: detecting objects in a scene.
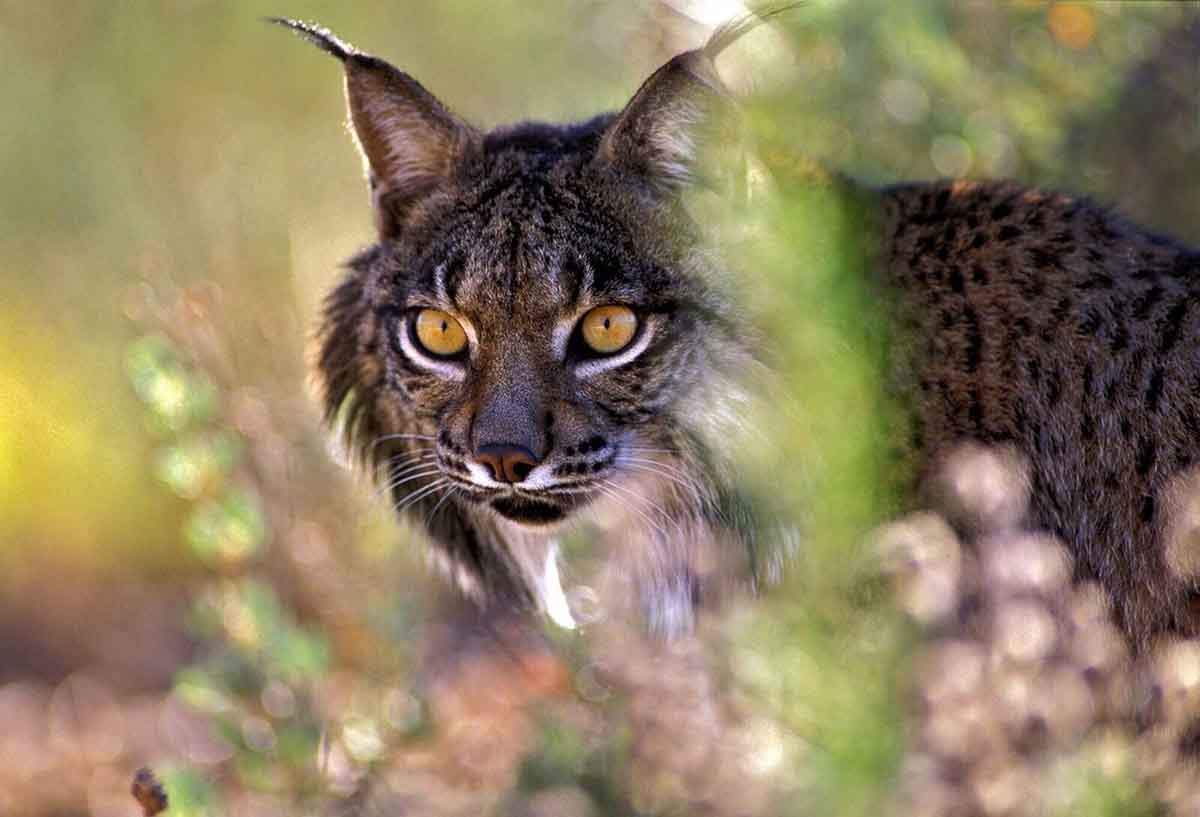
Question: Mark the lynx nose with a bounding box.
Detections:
[475,444,540,484]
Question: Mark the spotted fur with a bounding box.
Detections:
[880,180,1200,646]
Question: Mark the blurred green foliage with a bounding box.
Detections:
[3,1,1197,816]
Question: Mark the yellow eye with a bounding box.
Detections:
[413,309,468,357]
[580,305,638,355]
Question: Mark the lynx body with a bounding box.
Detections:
[276,17,1200,645]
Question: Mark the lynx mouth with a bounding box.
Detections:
[490,495,568,525]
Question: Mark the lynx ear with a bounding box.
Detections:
[271,19,479,238]
[595,9,791,194]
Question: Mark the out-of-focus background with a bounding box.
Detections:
[2,2,1198,816]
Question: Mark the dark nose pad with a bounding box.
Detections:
[475,444,540,484]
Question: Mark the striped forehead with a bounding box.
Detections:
[437,232,582,316]
[410,172,668,315]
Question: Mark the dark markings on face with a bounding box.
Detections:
[319,118,725,529]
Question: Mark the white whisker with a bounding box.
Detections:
[621,457,710,506]
[368,432,437,456]
[394,478,450,516]
[424,484,458,525]
[600,479,674,541]
[377,467,443,499]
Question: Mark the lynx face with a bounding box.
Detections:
[353,138,710,527]
[284,18,750,552]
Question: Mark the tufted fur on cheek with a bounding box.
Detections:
[313,251,391,473]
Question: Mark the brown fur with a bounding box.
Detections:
[879,180,1200,645]
[275,16,1200,646]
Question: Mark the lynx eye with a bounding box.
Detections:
[580,305,638,355]
[412,309,468,358]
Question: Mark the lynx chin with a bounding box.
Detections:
[274,13,1200,647]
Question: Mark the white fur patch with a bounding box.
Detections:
[540,543,576,630]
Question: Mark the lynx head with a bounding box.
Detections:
[275,16,768,601]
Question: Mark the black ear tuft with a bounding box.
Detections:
[703,3,803,59]
[266,17,355,61]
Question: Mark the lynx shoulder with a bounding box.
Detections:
[878,178,1200,643]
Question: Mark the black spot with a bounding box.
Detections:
[1136,438,1157,476]
[1080,413,1095,441]
[964,306,982,372]
[1140,494,1156,523]
[1120,417,1132,440]
[1051,297,1072,323]
[1046,369,1062,404]
[998,224,1022,242]
[1109,324,1129,353]
[1104,379,1118,402]
[1013,402,1029,434]
[970,232,987,250]
[1091,272,1114,290]
[1146,366,1166,412]
[587,435,606,452]
[1027,357,1042,385]
[949,267,965,294]
[915,234,939,258]
[1133,284,1164,320]
[971,264,989,285]
[968,390,984,433]
[1082,362,1094,395]
[1030,247,1061,271]
[1023,272,1047,300]
[1160,298,1189,353]
[1080,309,1104,333]
[991,201,1013,221]
[935,189,951,211]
